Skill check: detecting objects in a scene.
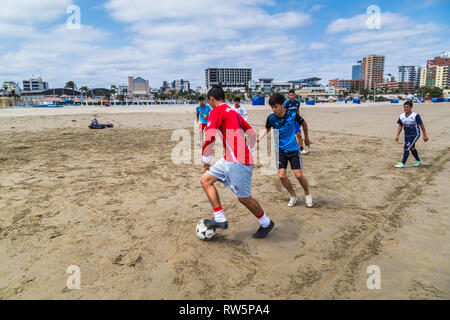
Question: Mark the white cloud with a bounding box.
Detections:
[327,12,411,34]
[0,0,72,26]
[309,42,329,50]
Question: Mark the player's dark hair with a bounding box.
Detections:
[269,93,285,107]
[198,96,204,101]
[234,97,241,102]
[207,86,225,101]
[288,89,296,94]
[404,101,413,107]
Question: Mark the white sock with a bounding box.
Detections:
[305,194,312,202]
[258,212,271,228]
[213,207,227,222]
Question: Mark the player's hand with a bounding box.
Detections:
[202,162,210,171]
[304,138,312,148]
[395,136,399,142]
[423,135,429,142]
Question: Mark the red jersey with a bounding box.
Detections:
[202,103,256,165]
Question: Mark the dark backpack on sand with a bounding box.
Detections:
[89,119,113,129]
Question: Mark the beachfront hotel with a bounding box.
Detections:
[171,79,190,92]
[352,61,363,80]
[22,77,49,91]
[362,55,385,90]
[328,79,365,91]
[419,52,450,89]
[128,76,150,97]
[205,68,252,90]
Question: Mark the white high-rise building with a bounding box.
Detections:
[397,66,416,82]
[205,68,252,90]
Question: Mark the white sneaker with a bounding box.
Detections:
[305,195,313,208]
[395,162,406,168]
[288,196,298,207]
[301,149,309,155]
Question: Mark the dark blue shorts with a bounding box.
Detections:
[404,134,420,150]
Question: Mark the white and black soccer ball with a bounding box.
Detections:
[196,220,216,240]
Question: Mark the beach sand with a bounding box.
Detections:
[0,102,449,299]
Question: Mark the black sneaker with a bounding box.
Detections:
[204,219,228,230]
[252,220,275,239]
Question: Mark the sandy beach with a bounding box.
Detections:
[0,102,449,299]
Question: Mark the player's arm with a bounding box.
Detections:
[419,124,428,141]
[202,112,220,170]
[395,118,403,142]
[242,107,248,122]
[196,108,199,122]
[416,114,428,142]
[297,114,311,147]
[240,116,257,151]
[257,117,272,143]
[395,124,403,142]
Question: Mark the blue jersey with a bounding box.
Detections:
[397,112,422,137]
[266,110,304,153]
[284,99,300,112]
[196,104,211,123]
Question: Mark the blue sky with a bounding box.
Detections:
[0,0,449,89]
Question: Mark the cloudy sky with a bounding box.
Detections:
[0,0,449,89]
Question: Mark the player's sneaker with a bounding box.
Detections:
[414,160,422,167]
[252,220,275,239]
[395,162,406,168]
[203,219,228,230]
[305,195,313,208]
[301,149,309,155]
[288,196,298,207]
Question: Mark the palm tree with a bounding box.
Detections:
[80,86,88,105]
[65,81,76,97]
[110,87,117,98]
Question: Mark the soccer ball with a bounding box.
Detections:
[196,220,216,240]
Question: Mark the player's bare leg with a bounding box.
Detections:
[278,168,299,207]
[239,197,274,239]
[200,173,221,208]
[293,169,313,207]
[238,197,264,218]
[278,169,296,197]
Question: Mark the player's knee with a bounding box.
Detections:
[278,172,287,179]
[200,175,210,187]
[294,171,303,179]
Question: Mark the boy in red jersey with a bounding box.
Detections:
[200,86,274,239]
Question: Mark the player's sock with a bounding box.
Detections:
[411,149,420,161]
[402,150,410,164]
[213,206,227,223]
[256,211,271,228]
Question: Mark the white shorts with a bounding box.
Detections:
[207,158,253,198]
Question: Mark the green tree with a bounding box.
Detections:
[416,86,443,98]
[65,81,76,96]
[225,89,232,102]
